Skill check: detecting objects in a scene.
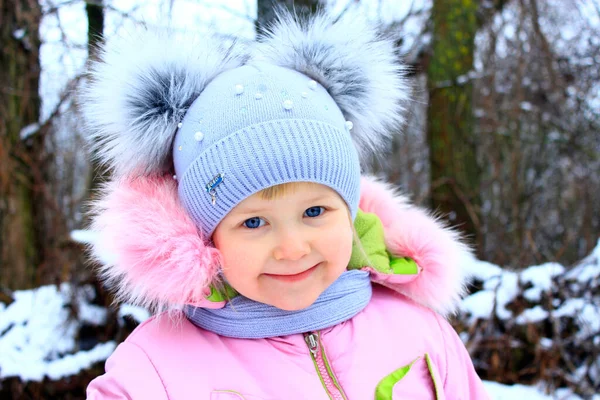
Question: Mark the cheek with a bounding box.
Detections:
[214,235,266,286]
[320,223,353,266]
[213,234,245,274]
[217,244,254,292]
[218,242,252,273]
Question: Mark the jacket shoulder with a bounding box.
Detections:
[86,340,168,399]
[123,312,220,362]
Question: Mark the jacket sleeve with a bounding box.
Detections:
[436,314,491,400]
[87,341,169,400]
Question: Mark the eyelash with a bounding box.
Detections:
[242,206,326,229]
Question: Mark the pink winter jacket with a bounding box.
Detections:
[86,176,490,399]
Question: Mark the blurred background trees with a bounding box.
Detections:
[0,0,598,397]
[1,0,43,290]
[374,0,600,269]
[473,0,600,267]
[427,0,480,255]
[3,0,597,288]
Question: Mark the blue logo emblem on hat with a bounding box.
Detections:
[206,173,225,205]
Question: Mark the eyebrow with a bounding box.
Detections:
[233,205,268,215]
[302,192,337,205]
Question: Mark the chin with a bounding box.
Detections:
[272,294,320,311]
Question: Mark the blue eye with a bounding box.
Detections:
[243,217,265,229]
[304,206,325,218]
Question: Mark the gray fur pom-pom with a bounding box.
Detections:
[254,9,412,155]
[80,29,247,177]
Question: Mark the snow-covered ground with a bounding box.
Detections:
[461,244,600,337]
[1,236,598,398]
[482,380,598,400]
[0,283,116,381]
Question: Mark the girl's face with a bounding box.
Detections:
[212,183,353,311]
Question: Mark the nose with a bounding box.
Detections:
[272,228,311,261]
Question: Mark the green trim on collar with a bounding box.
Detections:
[349,209,391,272]
[206,283,238,302]
[349,209,418,275]
[389,255,419,275]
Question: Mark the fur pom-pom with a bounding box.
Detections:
[254,9,412,156]
[359,176,474,317]
[80,29,247,177]
[88,175,221,313]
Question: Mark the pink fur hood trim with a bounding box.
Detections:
[88,175,472,316]
[88,176,221,313]
[359,176,472,316]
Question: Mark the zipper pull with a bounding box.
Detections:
[305,332,319,356]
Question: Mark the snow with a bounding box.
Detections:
[460,240,600,397]
[520,262,565,291]
[72,229,117,265]
[515,305,549,324]
[461,289,495,322]
[482,381,594,400]
[520,101,533,111]
[457,73,470,84]
[19,123,40,140]
[118,304,150,324]
[45,342,116,381]
[0,277,151,382]
[13,28,26,39]
[539,337,553,349]
[463,264,521,321]
[474,108,486,118]
[79,302,108,326]
[461,241,600,327]
[0,283,112,381]
[554,299,600,339]
[566,238,600,283]
[464,258,503,282]
[70,229,97,244]
[523,286,543,302]
[493,271,520,320]
[554,298,586,318]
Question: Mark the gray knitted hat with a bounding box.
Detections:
[81,10,411,236]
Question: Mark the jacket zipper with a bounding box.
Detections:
[304,332,348,400]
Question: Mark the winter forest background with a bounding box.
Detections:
[1,0,599,398]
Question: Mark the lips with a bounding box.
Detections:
[264,262,321,283]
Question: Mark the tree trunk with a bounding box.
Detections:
[86,1,104,57]
[427,0,481,254]
[0,0,43,289]
[86,0,107,195]
[256,0,319,32]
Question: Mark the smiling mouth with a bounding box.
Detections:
[264,262,321,283]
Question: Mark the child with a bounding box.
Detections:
[82,10,489,400]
